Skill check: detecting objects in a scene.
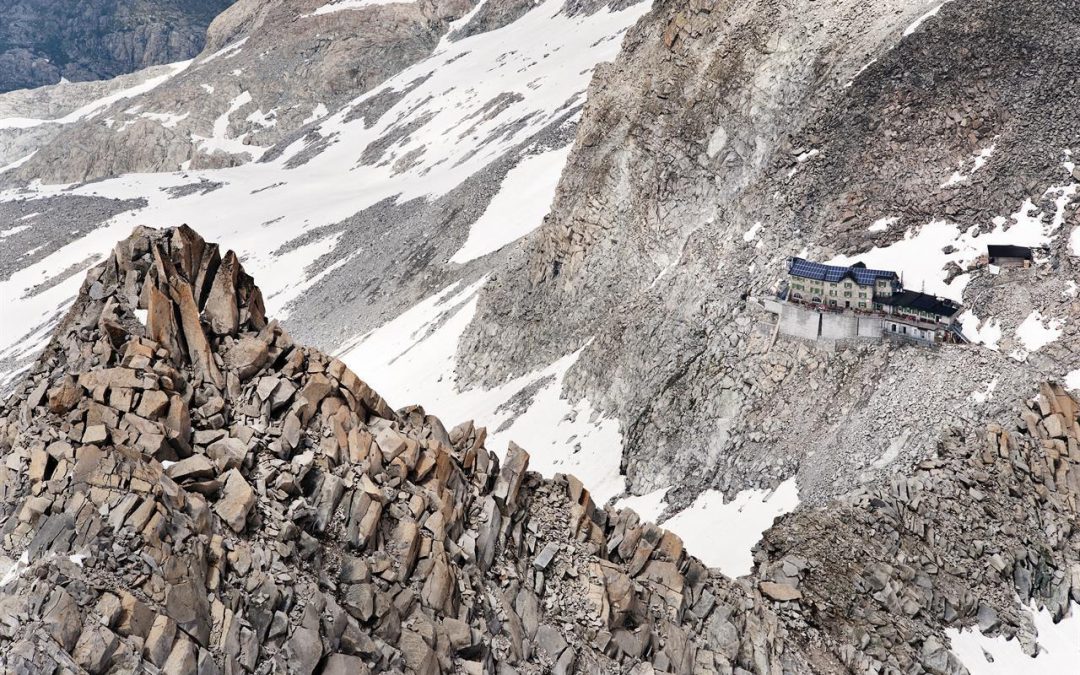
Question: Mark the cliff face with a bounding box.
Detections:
[0,225,1078,674]
[0,0,235,93]
[459,0,1080,500]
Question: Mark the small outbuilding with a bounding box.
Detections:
[986,244,1033,268]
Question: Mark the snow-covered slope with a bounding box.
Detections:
[0,0,651,380]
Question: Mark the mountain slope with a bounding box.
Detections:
[0,0,654,493]
[458,0,1080,502]
[1,225,1077,674]
[0,6,1077,668]
[1,0,479,184]
[0,0,235,93]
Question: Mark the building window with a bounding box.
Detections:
[858,302,867,309]
[844,291,852,298]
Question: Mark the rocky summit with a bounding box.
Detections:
[1,225,1078,674]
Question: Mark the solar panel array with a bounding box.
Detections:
[787,257,898,286]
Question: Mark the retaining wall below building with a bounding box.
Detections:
[778,303,822,341]
[858,316,883,338]
[775,301,950,348]
[821,312,859,340]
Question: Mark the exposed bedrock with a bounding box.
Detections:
[460,0,1080,499]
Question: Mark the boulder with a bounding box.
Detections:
[759,581,802,602]
[224,336,269,380]
[215,469,256,532]
[72,625,119,674]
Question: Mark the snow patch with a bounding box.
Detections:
[948,603,1080,675]
[867,217,897,233]
[0,61,191,130]
[141,111,190,129]
[265,232,347,318]
[743,221,763,242]
[661,478,800,577]
[613,479,802,577]
[960,311,1002,351]
[614,487,669,523]
[199,38,248,65]
[903,1,953,37]
[1066,370,1080,392]
[0,551,29,587]
[786,149,820,177]
[194,91,265,159]
[829,183,1075,304]
[302,104,329,125]
[0,151,37,174]
[844,58,878,88]
[1014,311,1063,352]
[0,225,31,238]
[943,143,996,187]
[450,144,571,263]
[310,0,413,15]
[970,377,998,404]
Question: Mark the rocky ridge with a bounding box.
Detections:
[1,225,1078,674]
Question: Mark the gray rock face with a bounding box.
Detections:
[0,0,235,93]
[460,0,1080,500]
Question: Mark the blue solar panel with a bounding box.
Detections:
[787,257,898,286]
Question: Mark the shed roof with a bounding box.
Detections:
[987,244,1033,260]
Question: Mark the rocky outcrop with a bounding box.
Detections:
[1,225,1078,674]
[0,0,234,93]
[0,225,777,673]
